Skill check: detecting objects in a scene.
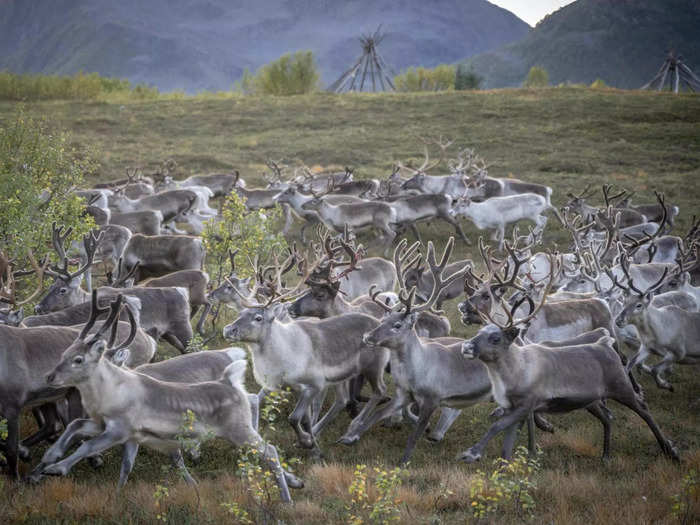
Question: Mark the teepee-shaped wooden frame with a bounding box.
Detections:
[641,51,700,93]
[327,26,396,93]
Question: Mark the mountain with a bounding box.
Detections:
[0,0,529,93]
[462,0,700,89]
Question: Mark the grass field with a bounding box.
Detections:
[1,88,699,524]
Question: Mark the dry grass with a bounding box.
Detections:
[1,88,699,523]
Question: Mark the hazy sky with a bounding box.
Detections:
[490,0,576,26]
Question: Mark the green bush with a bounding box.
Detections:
[0,109,95,303]
[0,71,160,101]
[394,65,455,92]
[523,66,549,88]
[237,51,319,96]
[590,78,608,89]
[455,64,483,90]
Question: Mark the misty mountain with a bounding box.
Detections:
[462,0,700,89]
[0,0,529,93]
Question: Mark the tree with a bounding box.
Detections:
[237,51,319,96]
[455,64,483,90]
[0,109,95,305]
[523,66,549,88]
[394,65,455,92]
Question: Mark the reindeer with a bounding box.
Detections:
[614,265,700,391]
[232,172,283,210]
[288,239,449,338]
[108,187,198,224]
[222,261,390,452]
[33,225,103,313]
[109,210,163,235]
[389,193,472,244]
[25,286,192,353]
[29,295,302,501]
[0,293,153,479]
[301,197,396,253]
[451,192,554,250]
[459,270,679,463]
[115,266,211,335]
[338,238,495,463]
[118,233,205,283]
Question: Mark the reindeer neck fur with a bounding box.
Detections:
[248,318,312,390]
[79,359,139,421]
[480,344,528,409]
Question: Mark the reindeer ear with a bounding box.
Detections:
[90,339,108,356]
[681,272,690,285]
[111,348,131,367]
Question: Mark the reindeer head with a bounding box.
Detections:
[613,254,669,329]
[0,307,23,326]
[46,291,137,387]
[462,250,558,362]
[363,237,468,349]
[35,225,103,314]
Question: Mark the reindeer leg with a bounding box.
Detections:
[312,383,350,437]
[339,388,408,445]
[41,423,124,478]
[650,353,676,391]
[3,410,20,480]
[586,403,611,460]
[195,302,212,336]
[400,399,437,465]
[458,405,531,463]
[287,386,319,449]
[117,440,140,489]
[426,408,461,442]
[171,449,197,485]
[501,419,525,459]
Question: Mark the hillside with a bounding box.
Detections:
[0,0,529,93]
[1,89,699,524]
[463,0,700,88]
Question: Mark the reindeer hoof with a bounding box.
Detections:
[42,463,68,477]
[284,472,304,489]
[489,407,506,419]
[458,449,481,463]
[337,434,359,446]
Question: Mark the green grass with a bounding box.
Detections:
[1,88,699,524]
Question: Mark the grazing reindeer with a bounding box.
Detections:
[460,277,679,463]
[233,172,283,210]
[30,295,302,501]
[339,238,491,463]
[118,233,205,283]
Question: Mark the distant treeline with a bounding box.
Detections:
[0,71,162,101]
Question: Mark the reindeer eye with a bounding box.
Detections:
[489,335,501,344]
[635,303,643,309]
[254,314,263,322]
[73,355,84,365]
[59,288,67,294]
[393,322,402,330]
[481,293,489,299]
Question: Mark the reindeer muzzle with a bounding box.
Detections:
[461,341,478,359]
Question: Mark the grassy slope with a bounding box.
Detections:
[1,88,699,524]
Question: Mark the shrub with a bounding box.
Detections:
[394,65,455,92]
[671,469,698,525]
[455,64,483,90]
[237,51,319,96]
[469,446,542,520]
[202,191,288,284]
[0,109,95,304]
[346,464,405,524]
[0,71,159,101]
[590,78,608,89]
[523,66,549,88]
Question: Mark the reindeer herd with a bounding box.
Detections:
[1,141,698,503]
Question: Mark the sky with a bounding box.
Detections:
[490,0,576,26]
